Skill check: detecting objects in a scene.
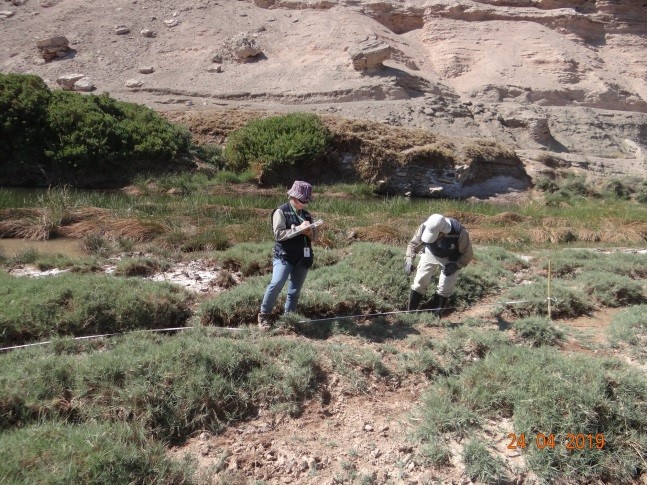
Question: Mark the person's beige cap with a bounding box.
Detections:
[421,214,451,243]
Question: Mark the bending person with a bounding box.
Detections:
[404,214,474,316]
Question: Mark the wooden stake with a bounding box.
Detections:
[547,259,552,321]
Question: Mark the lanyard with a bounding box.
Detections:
[289,203,309,246]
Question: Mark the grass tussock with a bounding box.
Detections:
[497,279,592,319]
[607,305,647,361]
[0,272,191,346]
[0,421,193,484]
[463,438,509,484]
[0,330,321,442]
[415,346,647,483]
[0,207,51,240]
[578,270,645,307]
[513,316,565,347]
[348,223,403,244]
[60,216,165,242]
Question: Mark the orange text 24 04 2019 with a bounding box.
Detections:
[507,433,605,450]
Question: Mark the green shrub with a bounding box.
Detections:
[603,179,632,199]
[193,143,225,168]
[0,73,52,184]
[0,421,193,484]
[46,91,191,185]
[514,316,565,347]
[224,113,332,178]
[0,73,192,187]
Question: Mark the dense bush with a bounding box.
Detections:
[0,73,192,187]
[0,74,52,184]
[224,112,332,180]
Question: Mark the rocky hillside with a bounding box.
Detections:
[2,0,646,192]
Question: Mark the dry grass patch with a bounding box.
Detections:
[469,227,526,246]
[488,212,530,225]
[0,208,49,240]
[348,223,403,244]
[58,216,165,242]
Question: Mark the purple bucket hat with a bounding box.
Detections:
[287,181,314,202]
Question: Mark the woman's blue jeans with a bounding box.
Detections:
[260,258,309,314]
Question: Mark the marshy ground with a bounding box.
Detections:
[1,179,646,484]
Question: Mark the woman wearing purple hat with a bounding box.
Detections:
[258,181,319,330]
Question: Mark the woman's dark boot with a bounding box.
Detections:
[408,290,424,311]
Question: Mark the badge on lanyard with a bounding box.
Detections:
[304,247,311,257]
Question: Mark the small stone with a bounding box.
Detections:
[125,78,143,88]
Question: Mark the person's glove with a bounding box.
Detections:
[404,260,414,275]
[442,262,459,276]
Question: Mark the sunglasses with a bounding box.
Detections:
[297,198,309,204]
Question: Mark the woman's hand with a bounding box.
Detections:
[299,221,313,238]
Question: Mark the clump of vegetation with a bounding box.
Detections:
[0,421,193,484]
[463,438,509,484]
[513,316,565,347]
[578,270,645,307]
[535,173,599,206]
[497,279,592,319]
[607,305,647,358]
[434,327,510,375]
[114,257,170,277]
[0,272,191,346]
[415,384,478,465]
[224,113,332,182]
[416,346,647,483]
[0,330,321,442]
[0,73,192,187]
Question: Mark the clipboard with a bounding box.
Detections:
[292,219,323,234]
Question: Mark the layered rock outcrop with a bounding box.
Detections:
[1,0,645,193]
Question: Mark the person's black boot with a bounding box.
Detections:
[408,290,424,311]
[431,294,449,317]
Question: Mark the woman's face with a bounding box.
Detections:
[290,197,308,210]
